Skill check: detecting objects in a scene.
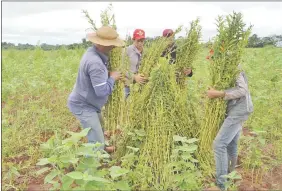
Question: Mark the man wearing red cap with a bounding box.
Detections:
[125,29,148,98]
[161,29,193,77]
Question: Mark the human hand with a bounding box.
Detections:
[134,73,147,84]
[110,71,123,81]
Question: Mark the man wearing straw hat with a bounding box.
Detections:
[67,26,125,153]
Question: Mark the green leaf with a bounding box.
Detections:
[36,167,50,175]
[186,145,198,152]
[258,138,266,145]
[101,153,111,159]
[181,153,191,160]
[173,174,184,182]
[115,180,131,190]
[177,145,198,152]
[190,158,199,163]
[126,146,139,152]
[62,137,79,145]
[78,128,91,137]
[134,129,146,137]
[10,167,20,177]
[82,143,101,148]
[59,156,71,163]
[228,171,237,177]
[127,131,134,136]
[48,156,58,163]
[82,158,101,168]
[51,181,60,190]
[40,143,52,151]
[121,153,135,163]
[75,179,85,186]
[66,171,84,180]
[173,135,187,142]
[85,181,105,190]
[61,175,74,190]
[69,158,79,164]
[186,138,199,144]
[109,166,129,179]
[95,169,108,177]
[67,128,90,138]
[76,147,95,156]
[44,170,58,184]
[234,174,242,180]
[36,158,50,166]
[59,155,79,164]
[83,175,110,183]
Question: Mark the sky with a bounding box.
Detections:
[2,2,282,45]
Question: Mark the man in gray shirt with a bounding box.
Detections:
[206,67,254,190]
[125,29,148,98]
[67,26,125,153]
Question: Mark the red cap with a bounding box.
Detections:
[163,29,174,37]
[133,29,145,40]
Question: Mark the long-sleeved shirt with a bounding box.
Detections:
[67,45,116,113]
[124,44,142,85]
[127,44,142,74]
[224,71,254,117]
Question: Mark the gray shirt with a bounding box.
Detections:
[224,71,254,117]
[67,46,116,113]
[127,44,142,74]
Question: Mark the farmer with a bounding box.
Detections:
[161,28,193,77]
[206,66,254,191]
[124,29,148,98]
[67,26,125,153]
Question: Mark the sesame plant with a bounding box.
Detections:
[36,128,131,190]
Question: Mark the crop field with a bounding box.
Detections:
[2,45,282,190]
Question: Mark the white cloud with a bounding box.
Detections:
[2,2,282,45]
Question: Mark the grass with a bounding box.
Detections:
[1,46,282,190]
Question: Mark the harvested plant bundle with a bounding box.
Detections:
[83,4,129,139]
[139,38,170,77]
[104,48,129,140]
[173,87,200,138]
[198,12,252,175]
[127,37,171,118]
[176,18,201,88]
[171,19,202,137]
[119,59,178,189]
[100,5,129,138]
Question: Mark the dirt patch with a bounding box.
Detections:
[8,108,17,116]
[5,154,30,164]
[23,95,40,102]
[26,166,54,191]
[39,131,55,142]
[2,101,6,108]
[263,164,282,190]
[242,127,257,137]
[262,143,276,158]
[69,121,81,133]
[237,164,282,191]
[27,178,52,191]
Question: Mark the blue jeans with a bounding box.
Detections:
[124,86,130,99]
[68,103,105,151]
[213,116,247,190]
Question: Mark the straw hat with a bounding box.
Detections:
[87,26,125,47]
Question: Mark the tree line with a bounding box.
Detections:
[2,34,282,51]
